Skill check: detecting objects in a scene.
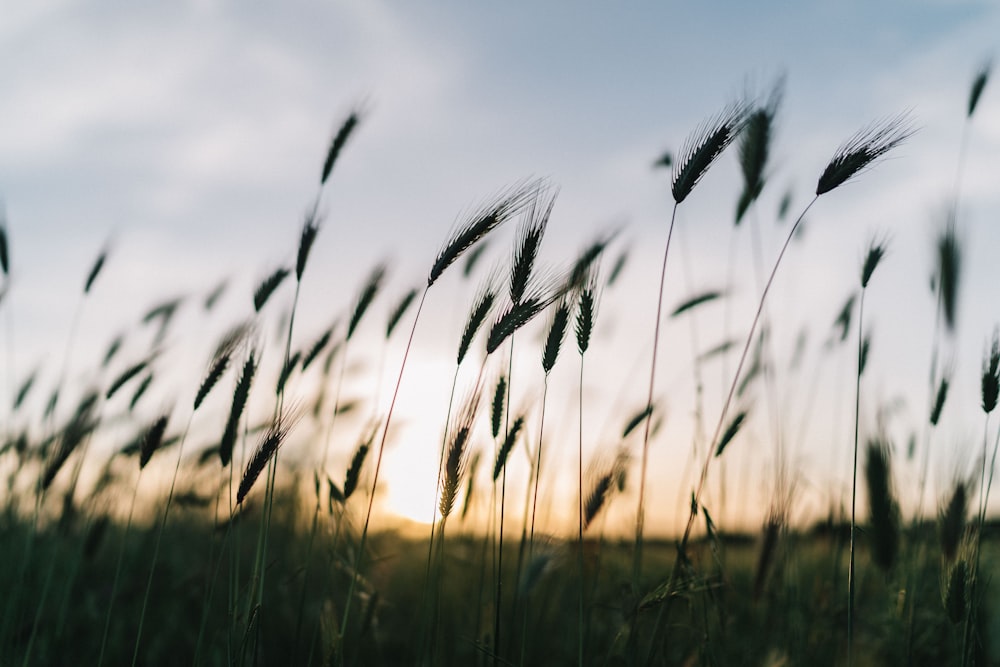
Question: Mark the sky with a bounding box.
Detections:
[2,1,1000,536]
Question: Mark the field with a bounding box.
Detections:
[4,506,999,666]
[2,66,999,667]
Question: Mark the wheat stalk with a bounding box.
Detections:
[343,180,542,654]
[648,114,911,664]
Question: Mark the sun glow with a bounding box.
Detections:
[381,447,438,526]
[373,356,462,527]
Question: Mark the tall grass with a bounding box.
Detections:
[575,275,597,667]
[848,235,887,662]
[635,101,750,589]
[338,178,541,662]
[6,71,1000,667]
[641,112,913,663]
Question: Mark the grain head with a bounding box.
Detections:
[509,188,555,304]
[860,236,888,289]
[815,113,914,195]
[672,101,750,204]
[457,269,500,366]
[981,329,999,414]
[296,208,322,282]
[347,262,388,340]
[493,414,524,481]
[344,423,377,500]
[385,288,419,339]
[301,326,334,371]
[428,178,543,287]
[84,245,109,295]
[139,414,170,469]
[714,409,748,458]
[541,300,570,375]
[236,409,298,504]
[865,438,900,572]
[220,351,257,467]
[320,107,363,186]
[968,59,992,118]
[491,374,506,441]
[930,373,950,427]
[253,267,291,313]
[939,479,968,562]
[736,77,784,224]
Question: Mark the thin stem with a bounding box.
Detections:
[292,334,352,662]
[977,418,990,540]
[634,201,679,585]
[420,365,460,658]
[675,222,707,466]
[474,477,495,659]
[915,284,944,525]
[193,495,236,666]
[528,378,549,553]
[721,226,739,404]
[248,278,302,660]
[20,527,60,667]
[494,337,515,665]
[97,469,143,666]
[510,434,534,659]
[645,195,819,664]
[305,501,350,667]
[132,412,195,667]
[749,208,785,486]
[577,355,585,667]
[428,519,450,665]
[3,302,84,654]
[18,422,98,665]
[688,196,818,547]
[226,442,236,662]
[340,286,428,655]
[848,288,866,666]
[982,417,1000,527]
[520,375,550,665]
[965,414,998,663]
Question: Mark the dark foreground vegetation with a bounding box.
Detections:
[3,503,998,666]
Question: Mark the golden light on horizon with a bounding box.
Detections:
[380,445,438,526]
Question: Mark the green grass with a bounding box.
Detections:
[2,503,996,665]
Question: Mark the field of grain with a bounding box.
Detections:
[2,28,1000,665]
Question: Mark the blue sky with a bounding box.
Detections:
[2,2,999,534]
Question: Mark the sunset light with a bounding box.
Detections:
[3,3,1000,665]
